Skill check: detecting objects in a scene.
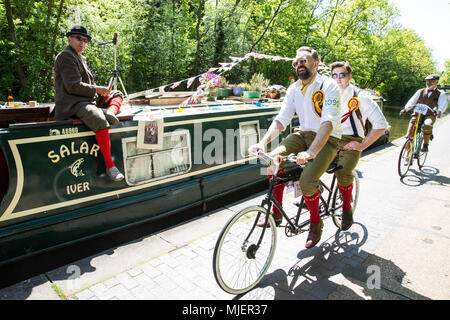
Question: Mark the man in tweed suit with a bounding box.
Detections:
[54,25,124,181]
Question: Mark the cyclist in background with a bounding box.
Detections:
[399,74,447,152]
[330,61,388,230]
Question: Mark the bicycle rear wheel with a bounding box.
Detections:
[331,170,359,229]
[212,206,277,295]
[416,132,428,169]
[398,139,413,178]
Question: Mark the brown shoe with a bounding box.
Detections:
[341,208,353,231]
[305,219,323,249]
[257,213,282,227]
[421,144,428,152]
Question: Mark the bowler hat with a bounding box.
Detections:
[66,25,91,41]
[425,74,439,80]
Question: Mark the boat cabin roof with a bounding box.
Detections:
[0,97,281,130]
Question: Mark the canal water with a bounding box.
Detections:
[383,105,409,142]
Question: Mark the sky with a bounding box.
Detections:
[390,0,449,71]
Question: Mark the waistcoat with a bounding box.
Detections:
[417,88,440,115]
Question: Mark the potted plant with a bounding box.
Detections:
[265,85,285,99]
[266,88,281,99]
[232,83,245,96]
[217,77,233,97]
[243,73,270,99]
[200,72,221,101]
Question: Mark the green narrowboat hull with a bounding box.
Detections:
[0,101,287,265]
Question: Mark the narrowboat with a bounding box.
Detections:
[0,98,288,265]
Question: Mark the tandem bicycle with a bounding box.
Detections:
[212,150,359,294]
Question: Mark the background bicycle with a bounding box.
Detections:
[398,104,436,178]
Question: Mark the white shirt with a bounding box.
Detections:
[340,85,389,138]
[275,73,342,139]
[404,88,448,113]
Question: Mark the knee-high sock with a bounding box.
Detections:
[95,129,114,169]
[107,96,123,115]
[303,190,321,224]
[269,174,284,217]
[338,183,353,211]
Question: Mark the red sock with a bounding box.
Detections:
[338,184,353,211]
[303,190,321,224]
[107,96,123,115]
[268,174,285,217]
[95,129,114,169]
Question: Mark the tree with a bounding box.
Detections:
[439,60,450,86]
[0,0,439,105]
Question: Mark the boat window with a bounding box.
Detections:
[122,129,191,185]
[239,121,260,158]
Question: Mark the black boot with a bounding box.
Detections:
[341,208,354,231]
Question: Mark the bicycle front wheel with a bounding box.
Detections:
[416,133,428,169]
[212,206,277,295]
[331,170,359,229]
[398,139,413,178]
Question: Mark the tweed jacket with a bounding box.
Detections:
[54,45,98,120]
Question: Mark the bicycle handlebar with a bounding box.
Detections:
[254,150,304,167]
[412,104,438,115]
[401,104,438,116]
[416,104,437,111]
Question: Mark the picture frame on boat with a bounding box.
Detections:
[136,116,164,150]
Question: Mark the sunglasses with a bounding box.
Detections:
[292,59,308,68]
[331,73,347,79]
[72,35,90,43]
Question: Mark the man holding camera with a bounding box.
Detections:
[54,25,124,181]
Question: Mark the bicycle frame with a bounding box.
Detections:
[407,113,423,160]
[257,162,341,236]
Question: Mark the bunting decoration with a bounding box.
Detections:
[170,81,182,89]
[128,52,298,103]
[186,76,196,88]
[131,52,295,99]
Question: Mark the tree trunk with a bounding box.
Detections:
[192,0,205,76]
[250,0,284,52]
[4,0,26,87]
[45,0,65,96]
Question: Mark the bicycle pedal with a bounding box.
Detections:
[284,226,304,237]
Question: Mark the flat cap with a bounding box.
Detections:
[425,74,440,80]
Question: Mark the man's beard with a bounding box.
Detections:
[297,66,313,80]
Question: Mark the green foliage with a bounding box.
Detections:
[440,60,450,86]
[246,72,270,91]
[0,0,440,105]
